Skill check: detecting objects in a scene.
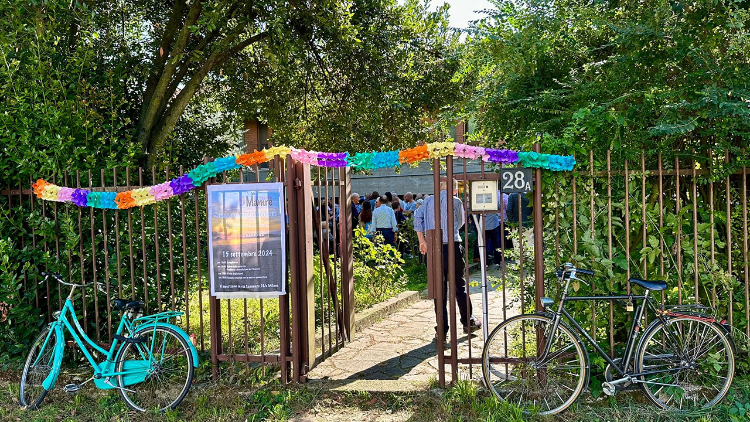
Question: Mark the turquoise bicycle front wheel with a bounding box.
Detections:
[115,325,194,412]
[19,326,59,410]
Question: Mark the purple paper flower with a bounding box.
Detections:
[170,174,195,195]
[484,149,519,164]
[72,189,90,207]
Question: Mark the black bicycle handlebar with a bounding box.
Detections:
[556,267,595,277]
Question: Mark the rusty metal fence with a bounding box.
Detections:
[0,158,355,384]
[430,146,749,386]
[2,147,747,386]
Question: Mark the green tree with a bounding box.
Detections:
[454,0,750,163]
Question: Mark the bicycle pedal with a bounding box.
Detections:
[63,384,80,394]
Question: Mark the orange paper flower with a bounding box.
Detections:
[399,145,429,164]
[236,150,269,167]
[32,179,51,197]
[115,191,136,209]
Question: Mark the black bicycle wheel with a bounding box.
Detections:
[115,325,194,412]
[636,317,735,411]
[19,326,58,410]
[482,314,587,416]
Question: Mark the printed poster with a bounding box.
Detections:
[207,183,286,298]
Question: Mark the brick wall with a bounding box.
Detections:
[455,121,466,144]
[244,120,259,153]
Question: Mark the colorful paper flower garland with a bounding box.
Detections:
[32,143,576,209]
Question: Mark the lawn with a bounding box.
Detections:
[2,370,747,422]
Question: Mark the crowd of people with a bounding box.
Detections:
[316,186,532,263]
[351,191,425,245]
[316,184,532,344]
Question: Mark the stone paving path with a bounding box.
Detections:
[308,265,525,385]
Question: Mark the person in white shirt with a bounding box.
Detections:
[369,195,398,245]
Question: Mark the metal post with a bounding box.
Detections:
[532,143,545,312]
[433,159,445,387]
[339,166,355,341]
[471,214,490,342]
[446,155,458,383]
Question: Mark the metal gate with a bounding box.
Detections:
[427,144,545,387]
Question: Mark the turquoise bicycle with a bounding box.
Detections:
[19,272,199,412]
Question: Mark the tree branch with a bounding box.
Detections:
[147,30,270,161]
[137,0,203,155]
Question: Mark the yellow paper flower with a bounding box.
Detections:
[263,146,291,160]
[41,185,62,201]
[427,142,456,159]
[131,187,156,207]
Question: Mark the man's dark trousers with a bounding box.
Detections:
[376,228,395,245]
[435,242,473,333]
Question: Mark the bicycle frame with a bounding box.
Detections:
[36,296,146,390]
[542,271,674,380]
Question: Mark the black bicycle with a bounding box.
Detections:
[482,263,736,415]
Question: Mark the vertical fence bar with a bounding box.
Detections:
[180,166,190,335]
[339,166,354,341]
[332,169,340,348]
[658,153,665,305]
[139,168,149,312]
[555,174,560,268]
[18,180,29,304]
[316,166,325,359]
[624,160,631,295]
[742,148,748,336]
[572,166,578,262]
[533,143,545,315]
[726,150,733,326]
[166,167,176,311]
[463,158,472,379]
[255,164,264,372]
[30,177,41,314]
[675,156,682,305]
[101,169,112,340]
[196,176,207,354]
[153,168,162,312]
[206,175,220,378]
[433,158,445,387]
[240,167,250,372]
[65,172,73,306]
[589,150,596,338]
[281,157,294,384]
[218,170,233,375]
[53,174,62,309]
[641,153,647,282]
[76,171,88,331]
[31,176,43,317]
[607,151,614,355]
[127,168,135,301]
[709,151,717,308]
[114,168,123,299]
[446,155,458,383]
[641,153,648,325]
[692,151,699,304]
[326,168,333,353]
[89,170,100,341]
